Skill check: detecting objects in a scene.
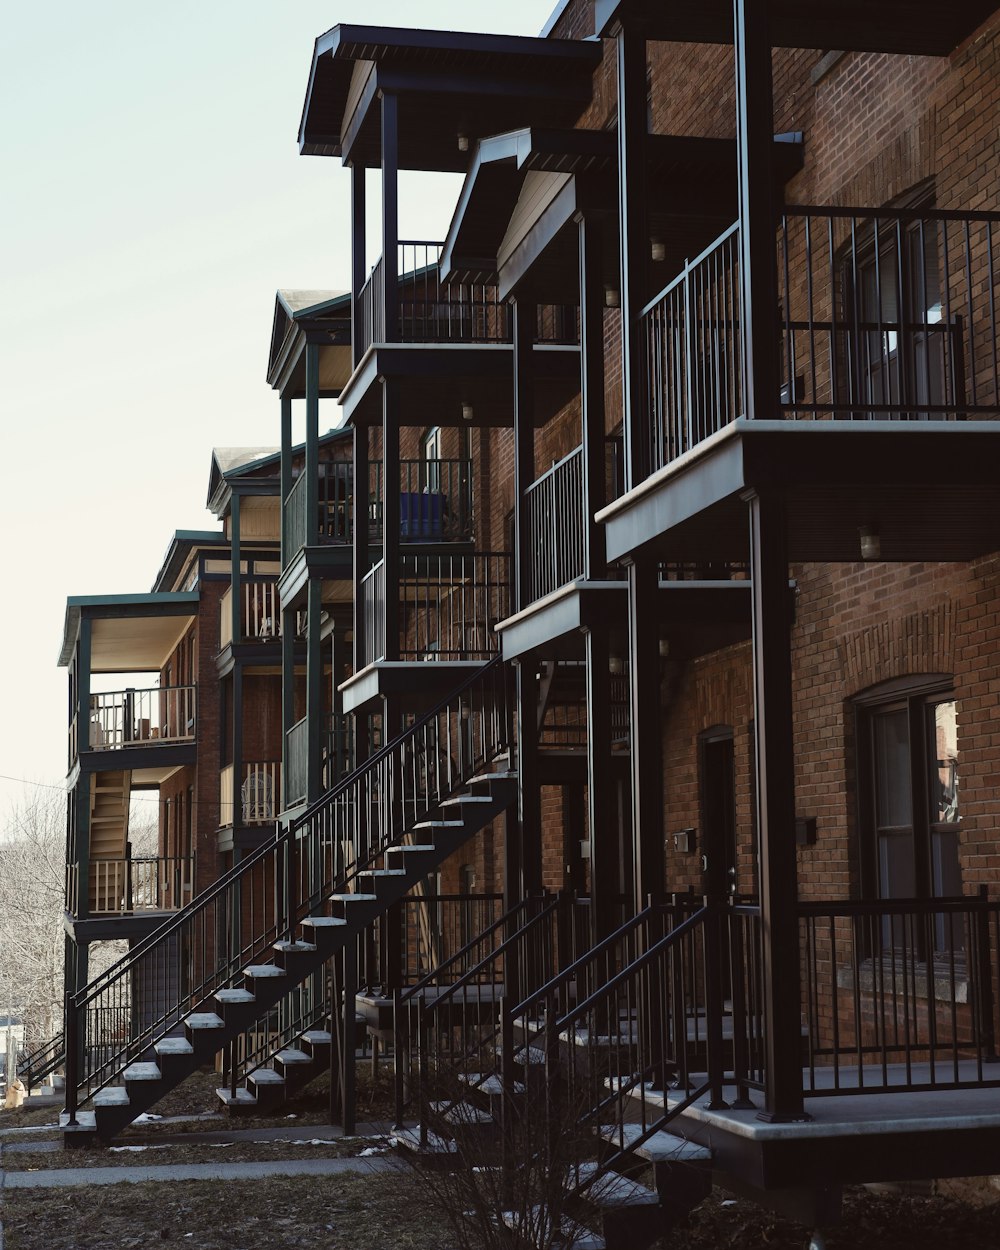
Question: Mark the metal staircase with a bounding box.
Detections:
[62,657,514,1144]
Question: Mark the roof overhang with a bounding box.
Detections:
[443,128,803,301]
[595,0,995,56]
[59,594,200,670]
[298,24,603,170]
[152,530,229,594]
[267,289,352,398]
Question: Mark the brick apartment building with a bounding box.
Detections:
[46,0,1000,1240]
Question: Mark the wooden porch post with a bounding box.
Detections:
[628,556,664,909]
[579,213,607,580]
[512,298,536,612]
[747,488,806,1121]
[351,163,366,369]
[616,25,649,491]
[381,91,399,344]
[281,602,295,811]
[305,342,320,548]
[75,620,92,924]
[230,491,242,648]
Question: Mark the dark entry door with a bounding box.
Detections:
[700,727,737,901]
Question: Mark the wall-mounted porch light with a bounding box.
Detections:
[457,132,470,152]
[608,656,624,675]
[650,238,666,263]
[859,525,881,561]
[604,285,620,309]
[461,402,474,422]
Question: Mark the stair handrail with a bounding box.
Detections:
[65,654,512,1109]
[17,1031,65,1088]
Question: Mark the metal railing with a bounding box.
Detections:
[88,686,196,750]
[525,447,585,603]
[397,893,506,987]
[17,1032,65,1091]
[799,893,1000,1095]
[220,762,282,828]
[778,206,1000,421]
[285,717,308,809]
[374,459,475,543]
[362,552,511,667]
[64,656,512,1117]
[643,206,1000,473]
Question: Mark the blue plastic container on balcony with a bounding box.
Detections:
[399,491,446,539]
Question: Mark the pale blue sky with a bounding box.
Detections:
[0,0,560,819]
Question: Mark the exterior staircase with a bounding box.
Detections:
[88,770,131,912]
[61,658,514,1145]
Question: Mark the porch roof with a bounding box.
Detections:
[59,593,199,671]
[596,0,995,55]
[297,24,602,170]
[267,289,352,399]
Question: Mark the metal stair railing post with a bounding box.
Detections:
[702,898,729,1110]
[64,990,78,1126]
[975,885,998,1061]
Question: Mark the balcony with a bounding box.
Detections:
[86,686,196,751]
[219,580,281,650]
[66,855,194,917]
[358,241,510,357]
[360,551,511,668]
[219,761,281,828]
[603,205,1000,566]
[643,207,1000,472]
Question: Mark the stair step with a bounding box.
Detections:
[250,1068,285,1086]
[216,1087,257,1108]
[302,1030,333,1045]
[330,893,379,904]
[599,1124,712,1164]
[412,820,466,831]
[274,940,318,954]
[154,1038,194,1056]
[93,1088,130,1107]
[186,1013,225,1030]
[442,794,495,806]
[244,964,286,978]
[500,1209,604,1249]
[392,1126,459,1155]
[301,916,348,928]
[575,1163,659,1208]
[60,1111,97,1131]
[460,1073,525,1097]
[276,1048,311,1066]
[215,989,256,1004]
[430,1100,494,1127]
[123,1062,161,1082]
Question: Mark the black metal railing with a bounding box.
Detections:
[642,206,1000,474]
[525,447,585,604]
[17,1032,64,1091]
[370,459,474,543]
[398,893,506,987]
[799,893,1000,1095]
[285,717,308,809]
[361,551,511,667]
[63,657,513,1118]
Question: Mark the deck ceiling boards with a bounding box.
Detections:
[298,24,602,168]
[90,613,195,673]
[443,128,802,294]
[596,0,995,55]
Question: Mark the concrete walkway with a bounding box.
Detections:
[0,1154,397,1189]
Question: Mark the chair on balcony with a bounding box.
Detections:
[241,771,274,824]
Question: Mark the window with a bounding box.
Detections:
[841,185,960,419]
[422,426,442,492]
[856,677,961,953]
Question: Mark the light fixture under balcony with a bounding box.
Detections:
[608,656,624,675]
[651,238,666,263]
[859,525,881,561]
[457,132,470,152]
[658,639,671,659]
[604,285,620,309]
[461,402,474,422]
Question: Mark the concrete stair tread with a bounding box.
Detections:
[60,1111,97,1131]
[154,1038,194,1056]
[412,820,466,830]
[276,1048,311,1065]
[369,868,407,877]
[574,1162,660,1207]
[599,1124,712,1164]
[186,1013,226,1029]
[396,844,436,853]
[302,1030,333,1044]
[430,1100,494,1126]
[274,940,318,953]
[249,1069,285,1085]
[93,1088,130,1107]
[216,1087,257,1107]
[215,989,256,1003]
[301,916,348,928]
[499,1208,604,1248]
[330,893,378,903]
[392,1126,459,1154]
[460,1073,525,1096]
[442,794,495,805]
[123,1062,162,1082]
[244,964,286,977]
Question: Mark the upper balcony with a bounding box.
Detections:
[603,204,1000,568]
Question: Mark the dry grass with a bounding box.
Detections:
[1,1171,443,1250]
[1,1135,391,1171]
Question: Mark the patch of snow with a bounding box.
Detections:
[109,1145,171,1153]
[130,1113,163,1125]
